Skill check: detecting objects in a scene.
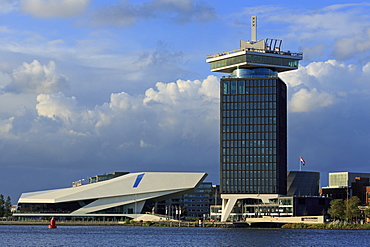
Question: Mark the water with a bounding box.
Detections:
[0,225,369,246]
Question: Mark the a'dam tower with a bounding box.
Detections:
[206,16,303,222]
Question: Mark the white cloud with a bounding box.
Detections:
[109,92,132,111]
[47,39,65,46]
[140,139,152,148]
[0,117,13,135]
[299,44,325,62]
[0,92,36,117]
[144,75,218,106]
[9,60,68,94]
[0,0,17,14]
[0,71,11,90]
[36,92,77,122]
[20,0,90,18]
[86,0,216,27]
[333,27,370,61]
[282,59,366,112]
[1,75,218,162]
[290,88,335,112]
[362,62,370,74]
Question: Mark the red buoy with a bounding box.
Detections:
[48,217,57,229]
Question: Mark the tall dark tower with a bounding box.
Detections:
[206,16,302,221]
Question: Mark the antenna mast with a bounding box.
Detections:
[251,16,257,42]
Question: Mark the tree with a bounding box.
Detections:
[364,206,370,222]
[0,194,4,217]
[0,195,12,218]
[181,206,187,217]
[328,199,345,220]
[4,196,12,217]
[344,196,361,222]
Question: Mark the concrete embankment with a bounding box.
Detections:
[0,220,242,228]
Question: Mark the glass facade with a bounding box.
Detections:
[220,76,287,195]
[328,172,370,187]
[210,54,299,71]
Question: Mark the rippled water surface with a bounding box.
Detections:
[0,225,369,246]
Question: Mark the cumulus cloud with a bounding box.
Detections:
[20,0,90,18]
[36,93,78,122]
[281,59,365,112]
[7,60,68,94]
[2,71,222,199]
[96,75,220,142]
[0,75,219,168]
[86,0,216,27]
[290,88,335,112]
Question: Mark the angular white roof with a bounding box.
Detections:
[17,172,207,215]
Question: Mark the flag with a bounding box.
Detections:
[300,156,306,166]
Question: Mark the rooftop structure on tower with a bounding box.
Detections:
[206,16,302,74]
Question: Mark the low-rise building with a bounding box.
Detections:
[287,171,320,196]
[321,174,370,205]
[210,196,330,222]
[14,172,207,221]
[155,182,221,219]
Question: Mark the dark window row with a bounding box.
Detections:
[222,163,277,170]
[222,155,277,163]
[222,134,277,145]
[222,140,276,148]
[222,147,276,155]
[222,110,277,117]
[223,94,277,102]
[223,102,276,110]
[222,124,276,135]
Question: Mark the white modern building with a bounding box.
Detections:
[328,172,370,187]
[14,172,207,221]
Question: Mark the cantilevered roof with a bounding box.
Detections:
[18,172,207,204]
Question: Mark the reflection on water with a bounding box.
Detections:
[0,225,368,246]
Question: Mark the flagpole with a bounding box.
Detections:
[299,157,301,171]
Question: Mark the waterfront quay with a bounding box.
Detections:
[0,220,240,228]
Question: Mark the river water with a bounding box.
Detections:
[0,225,368,246]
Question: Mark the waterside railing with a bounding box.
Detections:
[206,47,303,60]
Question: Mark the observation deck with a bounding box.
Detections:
[206,38,303,74]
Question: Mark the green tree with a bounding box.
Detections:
[0,194,4,217]
[328,199,345,220]
[181,206,187,217]
[364,206,370,222]
[4,196,12,217]
[344,196,361,222]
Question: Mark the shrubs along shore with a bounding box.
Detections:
[282,222,370,230]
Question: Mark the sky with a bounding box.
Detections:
[1,0,370,203]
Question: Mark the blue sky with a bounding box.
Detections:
[1,0,370,203]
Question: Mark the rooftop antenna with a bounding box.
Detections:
[251,16,257,42]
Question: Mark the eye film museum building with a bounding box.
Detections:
[14,172,207,221]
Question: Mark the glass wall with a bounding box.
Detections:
[220,77,287,195]
[210,54,299,71]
